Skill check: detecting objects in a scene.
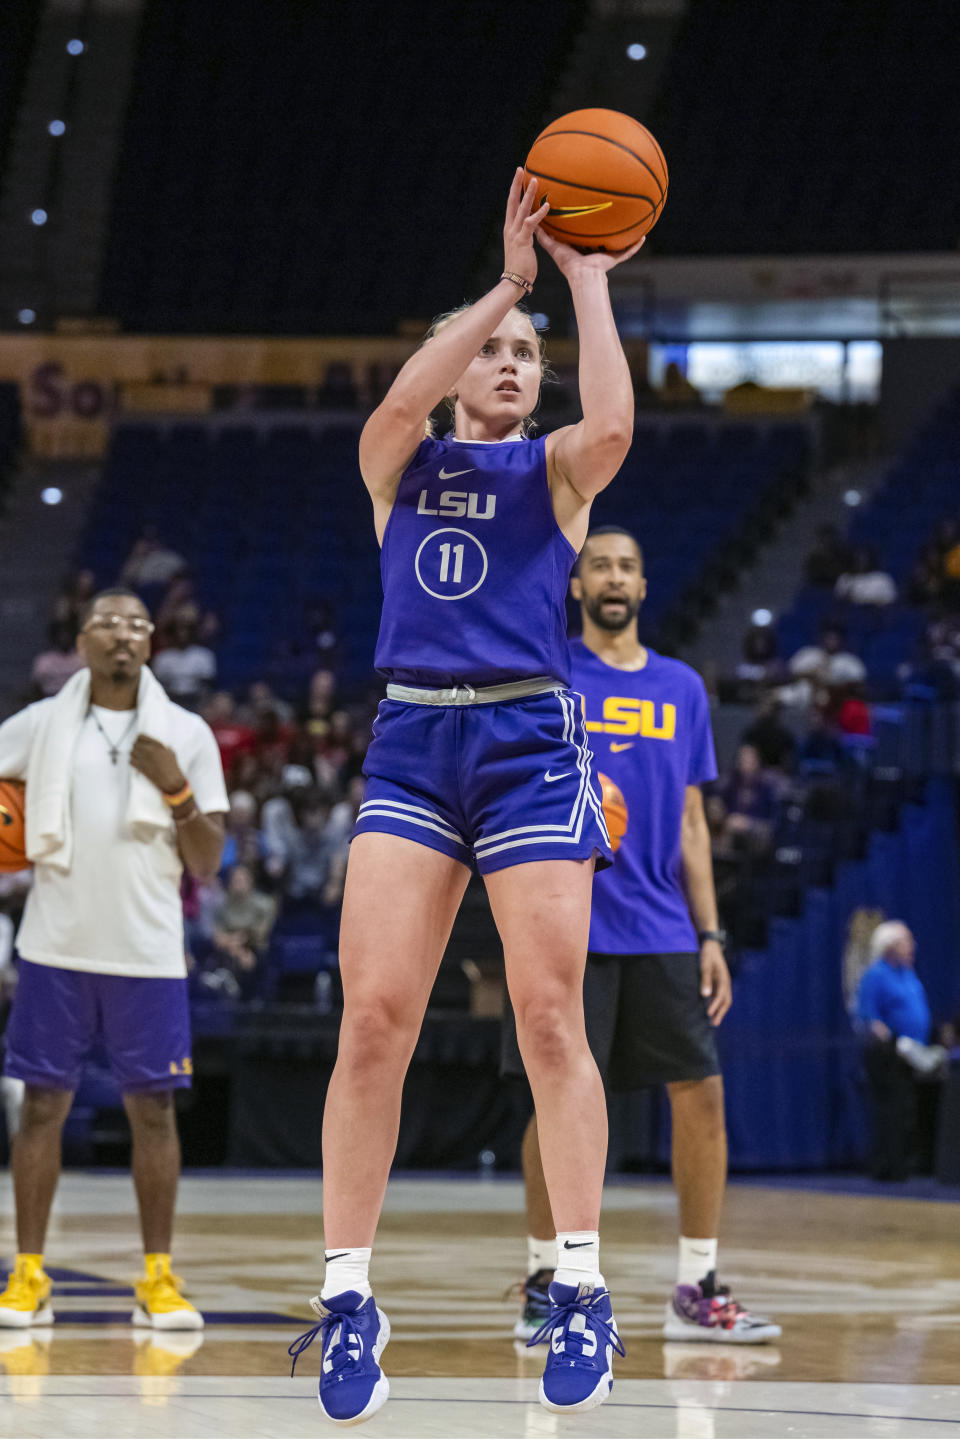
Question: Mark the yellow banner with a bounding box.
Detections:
[0,332,619,458]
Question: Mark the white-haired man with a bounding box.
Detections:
[856,921,944,1181]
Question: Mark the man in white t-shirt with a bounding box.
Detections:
[0,589,227,1331]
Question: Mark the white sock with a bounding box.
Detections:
[528,1235,557,1275]
[321,1246,372,1301]
[554,1230,601,1288]
[677,1236,717,1288]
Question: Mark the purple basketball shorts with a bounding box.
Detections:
[355,689,613,874]
[4,958,193,1094]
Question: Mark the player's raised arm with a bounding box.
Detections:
[359,174,549,511]
[542,232,644,536]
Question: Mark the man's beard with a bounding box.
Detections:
[583,593,641,633]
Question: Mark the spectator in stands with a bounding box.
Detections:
[788,623,867,691]
[59,569,97,632]
[211,864,276,997]
[314,709,355,788]
[253,708,295,775]
[29,619,83,698]
[203,692,256,781]
[241,680,294,727]
[856,921,946,1181]
[284,793,336,906]
[151,613,217,710]
[120,527,186,590]
[834,546,897,607]
[804,524,851,588]
[830,684,872,740]
[735,622,781,689]
[741,695,796,772]
[796,707,847,774]
[906,542,946,608]
[220,790,266,874]
[304,668,338,745]
[707,743,779,854]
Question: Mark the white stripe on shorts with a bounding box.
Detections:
[357,798,468,847]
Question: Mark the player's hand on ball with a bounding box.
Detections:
[537,227,645,278]
[130,734,186,794]
[700,940,732,1026]
[503,168,549,287]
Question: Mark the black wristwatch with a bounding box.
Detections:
[698,928,727,949]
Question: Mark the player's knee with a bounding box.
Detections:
[340,999,416,1073]
[514,996,580,1073]
[672,1075,725,1136]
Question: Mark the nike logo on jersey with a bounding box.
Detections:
[438,466,475,479]
[544,770,574,783]
[609,742,634,753]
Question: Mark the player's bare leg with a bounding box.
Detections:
[522,1113,554,1240]
[668,1075,726,1239]
[12,1086,74,1253]
[124,1090,181,1254]
[486,859,605,1233]
[322,833,470,1247]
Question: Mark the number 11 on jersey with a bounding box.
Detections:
[438,542,464,584]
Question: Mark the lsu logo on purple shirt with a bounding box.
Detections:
[571,639,718,955]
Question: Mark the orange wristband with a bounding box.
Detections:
[162,782,194,808]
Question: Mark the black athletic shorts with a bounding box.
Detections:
[500,952,721,1091]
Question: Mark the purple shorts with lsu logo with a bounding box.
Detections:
[4,958,192,1094]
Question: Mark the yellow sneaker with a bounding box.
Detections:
[133,1255,204,1332]
[0,1256,53,1328]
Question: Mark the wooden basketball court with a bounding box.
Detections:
[1,1171,959,1437]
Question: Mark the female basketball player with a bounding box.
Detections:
[292,173,643,1422]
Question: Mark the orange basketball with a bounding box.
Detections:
[524,108,668,252]
[597,772,628,854]
[0,780,29,872]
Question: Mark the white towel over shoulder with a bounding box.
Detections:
[26,666,176,871]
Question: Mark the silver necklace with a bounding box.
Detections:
[90,708,138,765]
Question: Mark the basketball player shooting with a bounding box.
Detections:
[287,173,643,1423]
[503,527,781,1345]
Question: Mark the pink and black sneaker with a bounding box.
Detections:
[663,1270,781,1344]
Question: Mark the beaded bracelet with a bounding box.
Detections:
[501,270,534,296]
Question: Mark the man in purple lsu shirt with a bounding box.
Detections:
[503,527,781,1345]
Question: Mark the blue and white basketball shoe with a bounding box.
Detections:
[527,1278,624,1413]
[288,1289,390,1426]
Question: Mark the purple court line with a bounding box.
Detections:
[7,1394,959,1426]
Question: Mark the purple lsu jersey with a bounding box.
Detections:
[374,434,577,687]
[572,640,718,953]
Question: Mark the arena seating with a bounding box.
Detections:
[775,387,960,692]
[648,0,959,255]
[0,2,37,191]
[80,414,812,692]
[0,383,21,492]
[100,0,584,333]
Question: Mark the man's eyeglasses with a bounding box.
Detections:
[83,614,155,638]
